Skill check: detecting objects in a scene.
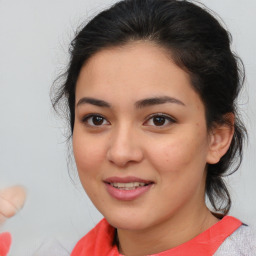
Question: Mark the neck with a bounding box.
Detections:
[117,205,218,256]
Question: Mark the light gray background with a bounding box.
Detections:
[0,0,255,255]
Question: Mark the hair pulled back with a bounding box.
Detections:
[52,0,247,214]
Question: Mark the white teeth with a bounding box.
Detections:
[110,182,147,190]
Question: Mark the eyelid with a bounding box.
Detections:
[81,113,110,127]
[80,113,176,128]
[143,113,176,127]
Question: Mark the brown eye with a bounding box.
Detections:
[92,116,104,125]
[153,116,166,126]
[82,114,110,127]
[144,114,176,127]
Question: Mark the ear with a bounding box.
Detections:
[206,113,235,164]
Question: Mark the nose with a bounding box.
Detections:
[107,125,143,167]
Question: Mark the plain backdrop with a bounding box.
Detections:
[0,0,255,255]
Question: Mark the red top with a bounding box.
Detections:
[71,216,242,256]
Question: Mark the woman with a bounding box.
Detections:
[52,0,255,255]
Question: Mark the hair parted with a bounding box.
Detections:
[52,0,247,215]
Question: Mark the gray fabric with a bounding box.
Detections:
[31,239,71,256]
[214,225,256,256]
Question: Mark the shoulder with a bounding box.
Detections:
[214,224,256,255]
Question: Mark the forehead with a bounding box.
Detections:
[75,41,203,110]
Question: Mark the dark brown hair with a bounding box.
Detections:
[52,0,247,214]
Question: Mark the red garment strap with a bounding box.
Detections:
[71,216,242,256]
[71,219,119,256]
[153,216,242,256]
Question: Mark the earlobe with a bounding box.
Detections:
[207,114,235,164]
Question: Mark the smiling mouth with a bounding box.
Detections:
[104,177,154,200]
[109,182,151,190]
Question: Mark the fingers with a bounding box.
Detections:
[0,186,26,223]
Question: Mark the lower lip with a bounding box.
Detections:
[104,183,153,201]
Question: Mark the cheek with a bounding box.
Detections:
[72,130,106,177]
[72,130,107,202]
[147,132,208,174]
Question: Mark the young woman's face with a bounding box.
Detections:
[73,42,214,231]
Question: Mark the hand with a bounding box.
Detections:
[0,185,26,256]
[0,186,26,224]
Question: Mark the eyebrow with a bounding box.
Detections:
[76,97,111,108]
[135,96,185,108]
[76,96,185,108]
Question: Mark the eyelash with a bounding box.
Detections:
[143,113,176,127]
[81,114,110,127]
[81,113,176,128]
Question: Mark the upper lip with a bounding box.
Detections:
[104,176,154,184]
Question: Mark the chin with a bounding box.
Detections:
[104,212,149,231]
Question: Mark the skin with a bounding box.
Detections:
[0,186,26,256]
[0,185,26,223]
[73,41,233,255]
